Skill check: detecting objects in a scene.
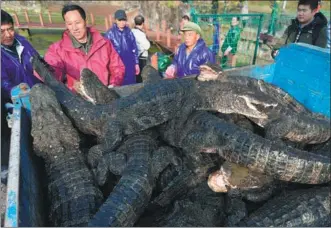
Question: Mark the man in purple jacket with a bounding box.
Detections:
[165,22,215,78]
[1,10,41,169]
[104,10,140,85]
[1,10,42,103]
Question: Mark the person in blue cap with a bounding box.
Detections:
[104,9,140,85]
[165,22,215,78]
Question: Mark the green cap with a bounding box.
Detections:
[181,22,202,35]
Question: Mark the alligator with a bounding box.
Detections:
[29,84,103,227]
[88,130,182,227]
[31,54,278,152]
[140,65,163,84]
[92,143,180,188]
[76,63,330,146]
[74,68,120,104]
[197,69,331,144]
[75,66,161,105]
[159,111,330,184]
[237,186,331,227]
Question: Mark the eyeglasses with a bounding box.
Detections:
[1,26,15,34]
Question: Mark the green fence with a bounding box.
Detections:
[192,13,264,69]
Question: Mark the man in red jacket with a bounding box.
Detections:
[44,4,125,91]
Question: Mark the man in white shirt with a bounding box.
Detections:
[132,15,151,83]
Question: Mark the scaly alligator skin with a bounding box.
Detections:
[88,132,157,227]
[146,182,225,227]
[225,196,248,227]
[140,65,163,84]
[151,152,222,208]
[211,74,331,144]
[237,186,331,227]
[30,84,103,227]
[93,145,180,188]
[31,55,278,151]
[75,68,120,104]
[160,111,330,184]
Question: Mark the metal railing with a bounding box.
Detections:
[192,13,264,68]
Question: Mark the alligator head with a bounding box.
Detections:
[141,65,162,84]
[75,68,120,105]
[235,93,278,119]
[206,84,279,119]
[197,63,223,81]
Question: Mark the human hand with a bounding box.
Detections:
[223,50,230,56]
[165,65,176,79]
[271,49,279,59]
[135,64,140,75]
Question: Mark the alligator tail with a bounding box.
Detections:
[47,153,104,226]
[88,134,156,227]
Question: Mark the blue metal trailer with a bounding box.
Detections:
[3,43,330,226]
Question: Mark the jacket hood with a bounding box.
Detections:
[292,12,328,28]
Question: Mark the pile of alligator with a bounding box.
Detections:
[30,54,330,227]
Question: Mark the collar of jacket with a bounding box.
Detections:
[61,27,106,52]
[70,28,92,49]
[190,38,206,51]
[1,35,21,52]
[1,35,24,62]
[112,23,130,33]
[291,12,328,31]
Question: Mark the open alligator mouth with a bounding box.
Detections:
[197,64,223,81]
[74,80,97,105]
[239,95,278,119]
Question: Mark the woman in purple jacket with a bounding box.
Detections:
[1,10,41,102]
[165,22,215,78]
[104,10,140,85]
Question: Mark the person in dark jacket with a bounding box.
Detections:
[272,0,328,58]
[165,22,215,78]
[104,10,140,85]
[1,10,41,168]
[1,9,42,103]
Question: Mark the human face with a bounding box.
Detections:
[297,4,317,24]
[184,30,200,48]
[1,23,15,46]
[231,17,239,26]
[182,18,189,25]
[116,19,127,30]
[64,10,87,43]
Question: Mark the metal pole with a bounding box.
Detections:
[282,0,287,10]
[253,14,264,65]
